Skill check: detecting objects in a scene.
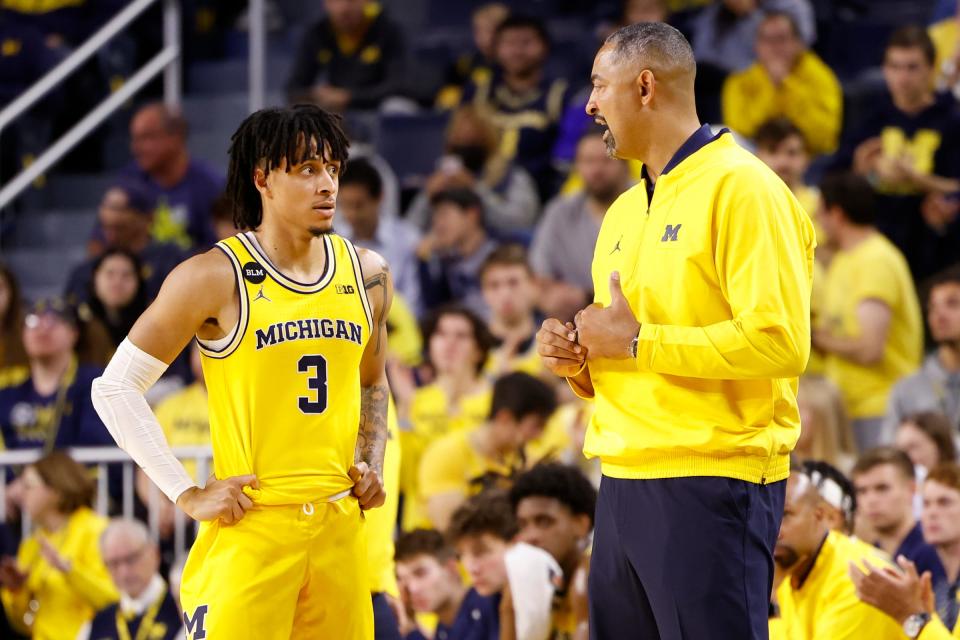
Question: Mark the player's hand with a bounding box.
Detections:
[537,318,586,377]
[576,272,640,360]
[349,462,386,510]
[176,474,258,525]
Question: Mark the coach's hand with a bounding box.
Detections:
[576,272,640,360]
[349,462,386,510]
[537,318,586,377]
[177,474,258,525]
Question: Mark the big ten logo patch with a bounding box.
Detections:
[243,262,266,285]
[336,284,355,295]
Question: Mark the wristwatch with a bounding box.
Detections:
[904,612,931,638]
[629,333,639,358]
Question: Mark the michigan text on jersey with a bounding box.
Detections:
[255,318,363,350]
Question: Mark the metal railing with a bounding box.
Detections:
[0,445,211,564]
[0,0,182,211]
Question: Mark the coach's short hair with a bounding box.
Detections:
[852,446,915,482]
[820,171,876,226]
[509,463,597,526]
[604,22,695,78]
[447,490,518,544]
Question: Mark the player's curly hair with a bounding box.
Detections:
[509,463,597,527]
[226,104,350,231]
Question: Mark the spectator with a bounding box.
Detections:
[286,0,407,111]
[447,491,560,640]
[530,129,631,322]
[84,249,149,349]
[0,452,117,639]
[338,158,422,314]
[850,556,949,640]
[417,188,499,317]
[0,263,27,373]
[419,372,556,530]
[835,26,960,282]
[0,298,112,452]
[480,246,543,378]
[795,376,855,473]
[394,528,500,640]
[851,447,941,576]
[918,463,960,631]
[929,2,960,99]
[691,0,816,74]
[755,118,820,217]
[896,412,958,475]
[405,105,540,235]
[885,266,960,433]
[398,305,494,530]
[79,519,182,640]
[120,102,224,250]
[436,3,510,109]
[509,463,595,639]
[774,468,904,638]
[812,172,923,450]
[462,14,574,200]
[800,459,858,535]
[65,182,185,303]
[723,11,842,155]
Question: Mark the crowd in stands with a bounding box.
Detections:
[1,0,960,638]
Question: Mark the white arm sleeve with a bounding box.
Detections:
[91,338,198,503]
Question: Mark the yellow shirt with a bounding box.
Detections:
[777,531,903,639]
[387,292,422,367]
[366,397,402,596]
[1,507,118,640]
[930,19,958,85]
[722,51,843,155]
[198,232,373,505]
[820,233,922,418]
[919,615,960,640]
[578,132,815,484]
[484,336,545,380]
[154,381,209,479]
[400,382,491,529]
[419,427,523,507]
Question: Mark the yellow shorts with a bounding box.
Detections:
[180,495,373,639]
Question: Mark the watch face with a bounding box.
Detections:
[904,613,930,637]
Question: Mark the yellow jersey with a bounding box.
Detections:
[419,427,523,506]
[1,507,117,640]
[198,232,373,505]
[819,233,923,419]
[578,131,815,484]
[777,531,903,639]
[155,381,209,479]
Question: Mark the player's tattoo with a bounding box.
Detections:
[356,382,389,476]
[363,262,390,355]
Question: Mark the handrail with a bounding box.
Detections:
[249,0,266,112]
[0,0,168,133]
[0,45,179,210]
[0,0,182,212]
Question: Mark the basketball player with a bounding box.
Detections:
[92,104,392,639]
[536,23,815,640]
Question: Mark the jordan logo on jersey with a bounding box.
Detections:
[255,317,363,350]
[253,285,271,302]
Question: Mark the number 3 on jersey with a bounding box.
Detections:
[298,355,328,414]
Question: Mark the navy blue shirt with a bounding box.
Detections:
[0,362,112,451]
[88,590,182,640]
[893,521,943,579]
[118,160,224,251]
[404,588,500,640]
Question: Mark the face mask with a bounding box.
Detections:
[448,144,489,174]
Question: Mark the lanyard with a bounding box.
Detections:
[115,589,166,640]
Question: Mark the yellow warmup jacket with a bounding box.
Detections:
[576,130,815,484]
[2,507,118,639]
[919,615,960,640]
[722,51,843,155]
